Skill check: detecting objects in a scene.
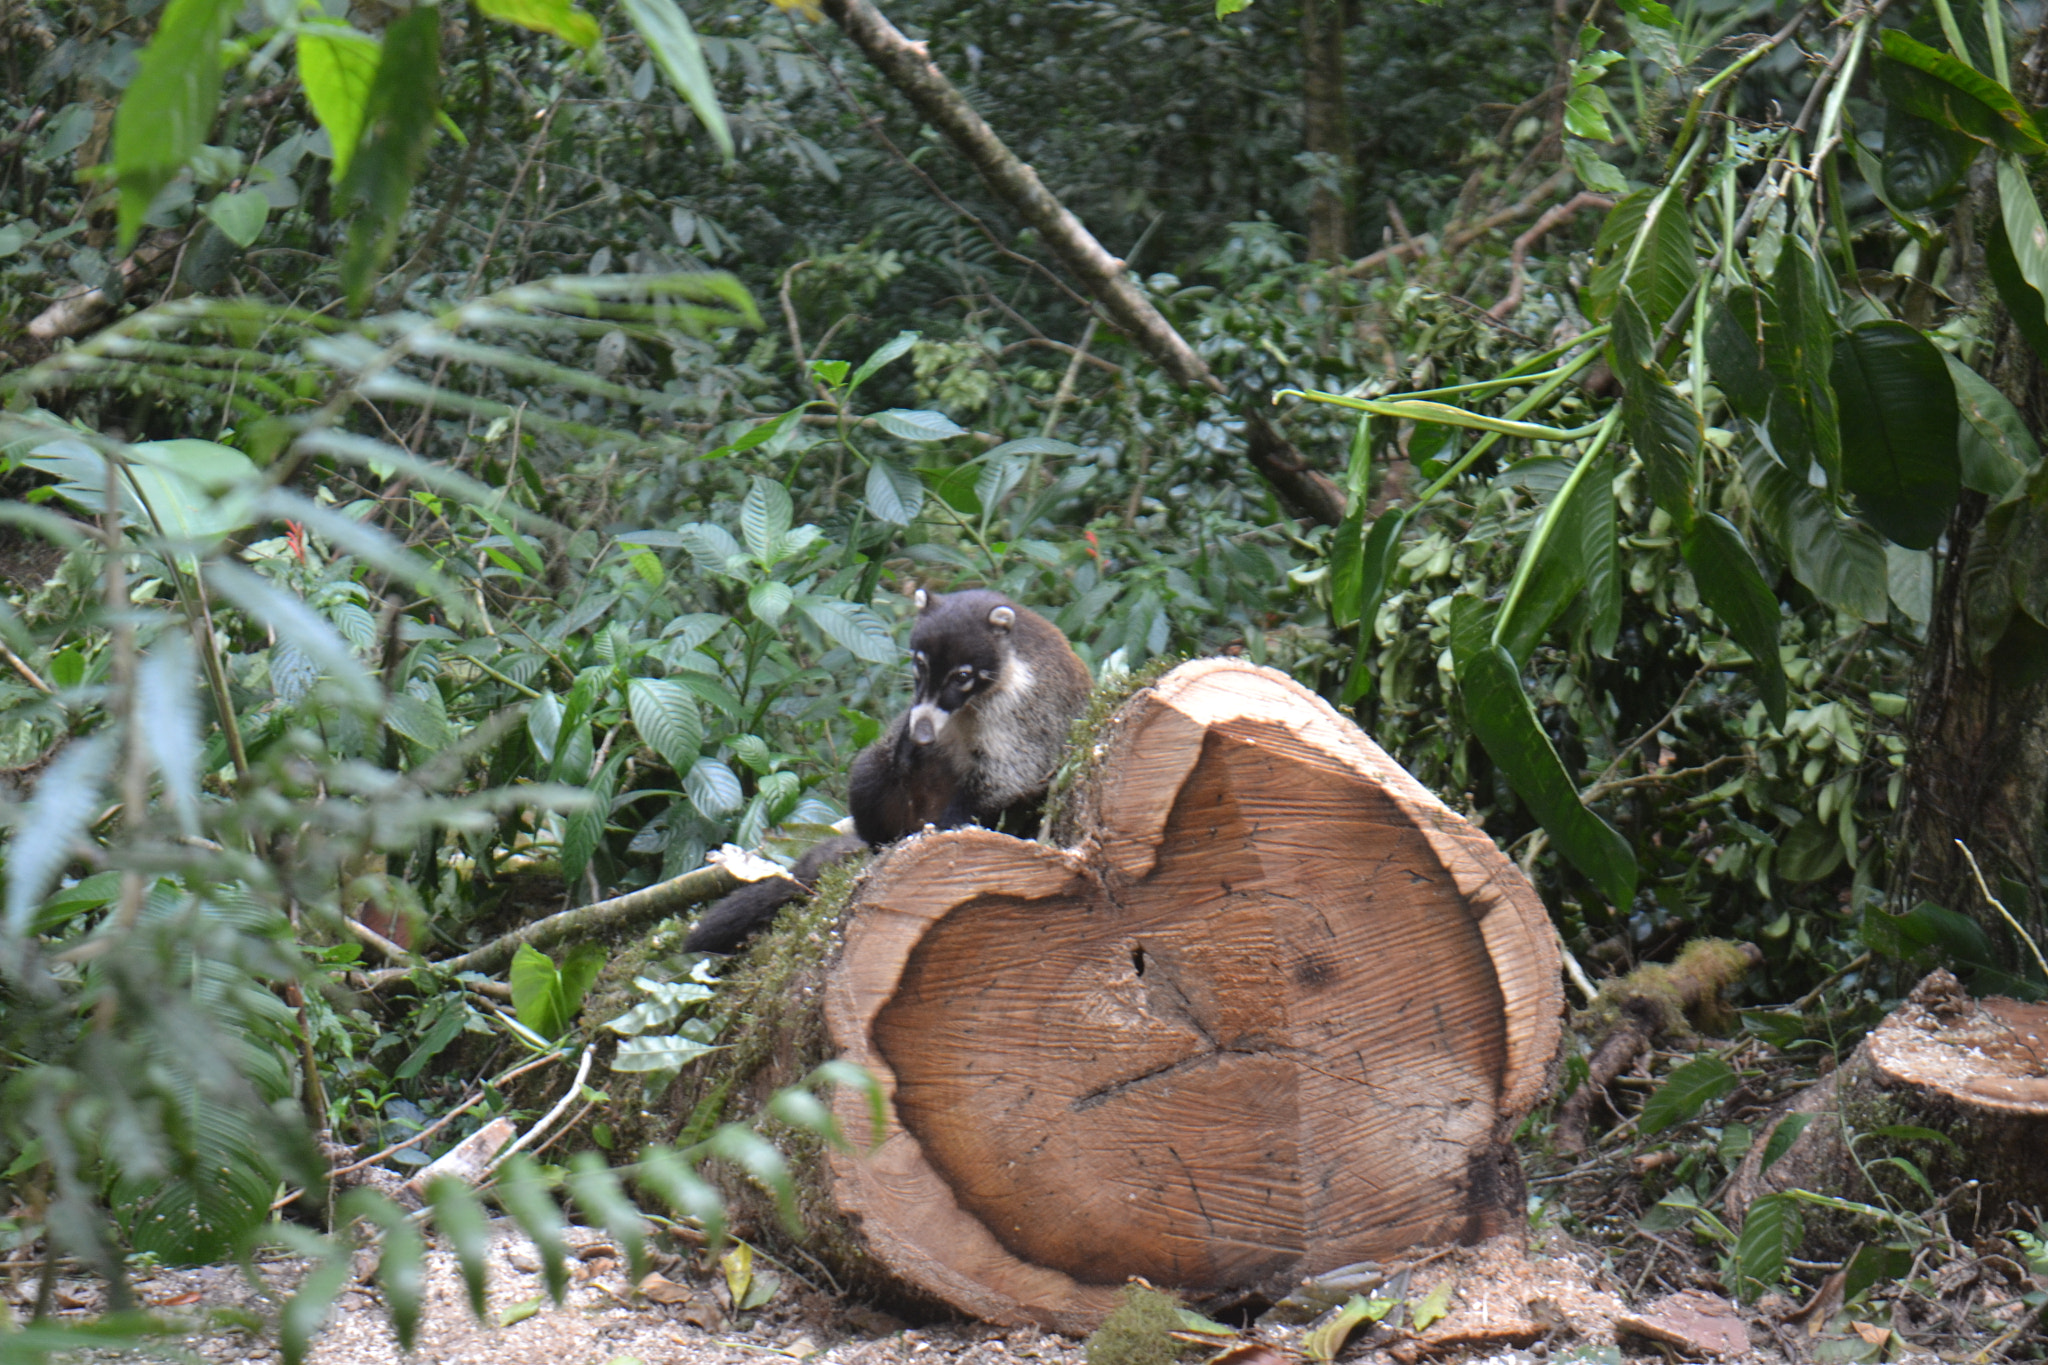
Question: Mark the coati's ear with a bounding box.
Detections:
[914,587,931,612]
[987,605,1016,633]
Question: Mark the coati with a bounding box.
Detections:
[683,588,1092,953]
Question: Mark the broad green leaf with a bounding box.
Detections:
[1763,244,1840,479]
[1987,205,2048,362]
[296,24,381,185]
[1945,353,2037,496]
[1878,31,2048,157]
[1216,0,1253,15]
[849,330,919,393]
[3,734,113,940]
[1621,371,1699,523]
[686,756,743,815]
[1450,595,1636,908]
[1340,510,1406,704]
[475,0,601,49]
[612,1033,719,1070]
[740,477,793,566]
[1638,1055,1737,1135]
[1739,444,1888,623]
[984,436,1084,460]
[799,598,898,663]
[1831,321,1961,549]
[425,1177,492,1321]
[1582,459,1621,657]
[337,8,440,310]
[279,1233,355,1365]
[675,521,745,573]
[1304,1294,1393,1364]
[865,458,924,524]
[1880,106,1976,210]
[202,187,269,247]
[974,454,1029,511]
[1585,186,1694,327]
[1999,158,2048,353]
[1329,500,1367,628]
[707,1124,799,1231]
[1705,287,1774,423]
[1681,512,1789,727]
[348,1192,425,1350]
[511,943,569,1040]
[1411,1280,1454,1331]
[1496,445,1609,665]
[113,0,238,251]
[872,408,968,442]
[621,0,734,162]
[705,406,807,459]
[386,687,454,749]
[207,562,379,705]
[627,677,704,771]
[748,579,793,626]
[1730,1193,1802,1301]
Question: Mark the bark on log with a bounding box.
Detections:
[673,660,1563,1331]
[1729,969,2048,1252]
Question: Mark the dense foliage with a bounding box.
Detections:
[2,0,2047,1354]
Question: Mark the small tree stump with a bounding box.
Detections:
[1730,969,2048,1249]
[690,660,1562,1331]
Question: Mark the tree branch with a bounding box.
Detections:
[817,0,1345,526]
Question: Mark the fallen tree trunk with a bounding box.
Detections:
[668,660,1562,1331]
[1729,969,2048,1252]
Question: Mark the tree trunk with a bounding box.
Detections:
[1301,0,1353,263]
[1728,970,2048,1252]
[669,660,1562,1330]
[1890,28,2048,960]
[818,0,1346,527]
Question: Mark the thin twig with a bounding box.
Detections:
[488,1044,595,1172]
[1488,191,1615,319]
[1957,839,2048,983]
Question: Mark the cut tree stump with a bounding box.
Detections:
[1730,969,2048,1251]
[678,660,1562,1332]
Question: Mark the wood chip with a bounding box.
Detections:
[1615,1289,1752,1358]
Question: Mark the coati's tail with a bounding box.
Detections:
[683,832,867,953]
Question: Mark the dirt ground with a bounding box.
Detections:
[7,1217,1853,1365]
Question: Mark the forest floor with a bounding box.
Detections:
[15,1183,2038,1365]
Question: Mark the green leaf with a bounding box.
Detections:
[348,1192,426,1350]
[872,408,968,442]
[2000,157,2048,346]
[627,678,704,771]
[1878,31,2047,158]
[495,1156,570,1304]
[1215,0,1253,15]
[1831,321,1961,549]
[1411,1280,1454,1331]
[621,0,734,162]
[640,1145,726,1245]
[1879,106,1976,210]
[475,0,601,49]
[1739,443,1888,623]
[740,477,793,566]
[1763,244,1841,479]
[425,1176,493,1321]
[707,1124,800,1232]
[207,562,380,706]
[1639,1055,1738,1135]
[1585,186,1694,327]
[1621,370,1700,524]
[112,0,238,251]
[748,579,793,626]
[613,1033,720,1070]
[1681,513,1789,727]
[279,1233,355,1365]
[705,406,808,459]
[686,756,742,815]
[1304,1294,1393,1364]
[1730,1193,1802,1301]
[296,25,382,186]
[1757,1112,1813,1175]
[865,458,925,524]
[1987,203,2048,363]
[799,598,898,663]
[136,637,204,838]
[1946,353,2037,496]
[849,330,919,393]
[1706,287,1775,423]
[202,187,269,247]
[1450,595,1636,908]
[984,436,1084,460]
[336,8,440,311]
[511,943,569,1040]
[1329,500,1367,628]
[1496,444,1609,665]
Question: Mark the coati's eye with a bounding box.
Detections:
[951,665,975,686]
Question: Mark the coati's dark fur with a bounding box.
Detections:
[683,589,1091,953]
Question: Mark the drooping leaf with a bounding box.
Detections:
[1945,352,2037,496]
[495,1156,570,1304]
[1762,243,1841,479]
[1585,186,1694,326]
[864,459,925,524]
[1681,512,1789,727]
[567,1153,649,1282]
[1831,321,1961,549]
[1878,31,2048,158]
[112,0,238,251]
[1639,1055,1738,1135]
[1496,445,1609,665]
[1621,370,1700,524]
[336,8,440,310]
[296,24,382,185]
[1449,595,1636,908]
[1329,500,1367,629]
[640,1145,727,1245]
[425,1177,493,1321]
[686,756,743,815]
[1987,204,2048,363]
[205,562,379,706]
[1880,105,1977,210]
[474,0,601,49]
[1705,287,1775,423]
[621,0,734,162]
[1739,444,1888,623]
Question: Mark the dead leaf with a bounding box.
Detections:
[1851,1323,1890,1347]
[150,1291,202,1307]
[638,1273,694,1305]
[1208,1344,1294,1365]
[679,1292,726,1330]
[1616,1290,1750,1359]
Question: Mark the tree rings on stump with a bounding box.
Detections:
[818,660,1562,1330]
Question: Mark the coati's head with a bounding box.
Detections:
[904,588,1028,747]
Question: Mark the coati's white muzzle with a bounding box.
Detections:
[909,702,948,745]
